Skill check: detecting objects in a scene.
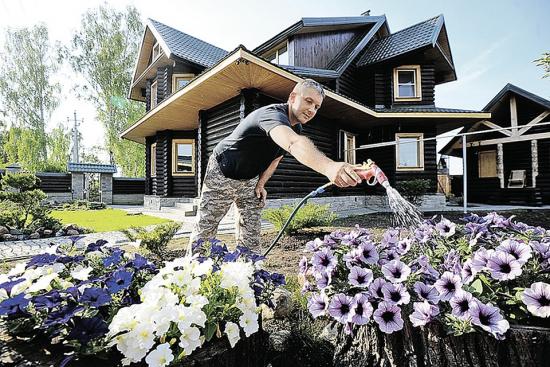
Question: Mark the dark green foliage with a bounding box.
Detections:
[122,222,181,258]
[0,173,52,230]
[395,179,431,206]
[262,203,337,235]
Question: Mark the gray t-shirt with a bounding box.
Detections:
[213,103,302,179]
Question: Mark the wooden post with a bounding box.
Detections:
[497,143,504,188]
[510,95,518,136]
[532,139,538,187]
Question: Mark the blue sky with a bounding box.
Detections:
[0,0,548,165]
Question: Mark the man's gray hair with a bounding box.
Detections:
[294,78,325,99]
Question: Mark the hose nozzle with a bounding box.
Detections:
[356,159,389,188]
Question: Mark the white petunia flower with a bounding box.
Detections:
[178,326,202,355]
[27,273,58,293]
[71,265,93,281]
[145,343,174,367]
[8,262,26,276]
[224,321,240,348]
[239,311,259,337]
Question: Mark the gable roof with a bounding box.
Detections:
[148,19,228,68]
[357,14,444,66]
[121,46,488,144]
[484,83,550,112]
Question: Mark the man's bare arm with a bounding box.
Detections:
[268,125,361,187]
[258,155,283,188]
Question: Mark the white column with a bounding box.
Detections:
[510,95,518,136]
[497,143,504,188]
[462,135,468,213]
[532,140,538,188]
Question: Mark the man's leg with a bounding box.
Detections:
[234,178,262,250]
[188,155,235,251]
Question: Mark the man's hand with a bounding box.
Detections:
[255,184,268,207]
[325,162,362,187]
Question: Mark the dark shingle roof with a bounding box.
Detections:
[375,106,482,114]
[278,65,340,78]
[483,83,550,111]
[68,163,117,173]
[148,19,228,68]
[357,15,443,66]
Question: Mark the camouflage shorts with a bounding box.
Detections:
[189,154,262,250]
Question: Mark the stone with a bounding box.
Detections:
[64,224,78,232]
[268,330,292,352]
[55,231,65,237]
[9,229,23,235]
[29,233,40,239]
[43,230,53,236]
[0,226,9,235]
[272,288,293,319]
[2,234,15,241]
[66,229,80,236]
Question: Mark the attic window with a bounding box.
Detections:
[393,65,422,101]
[172,74,194,93]
[152,42,161,61]
[266,43,289,65]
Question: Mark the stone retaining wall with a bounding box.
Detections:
[113,194,145,205]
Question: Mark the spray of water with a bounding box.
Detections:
[384,184,423,230]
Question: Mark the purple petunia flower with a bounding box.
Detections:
[469,300,510,339]
[414,255,440,280]
[328,293,354,324]
[301,280,314,294]
[414,223,434,244]
[67,316,109,345]
[381,260,411,283]
[409,301,439,327]
[314,270,331,289]
[381,229,400,248]
[32,290,62,310]
[373,301,403,334]
[522,282,550,318]
[349,293,373,325]
[396,238,412,255]
[358,241,379,265]
[413,282,440,304]
[497,239,532,265]
[26,253,58,268]
[449,290,475,320]
[348,266,373,288]
[85,239,108,253]
[471,248,495,272]
[461,259,477,284]
[305,238,324,252]
[105,269,133,293]
[312,248,337,274]
[442,249,462,275]
[487,252,522,281]
[43,304,84,327]
[434,272,462,301]
[435,217,456,237]
[103,249,123,267]
[80,287,112,308]
[0,293,30,316]
[369,278,387,299]
[382,283,410,305]
[0,278,26,295]
[128,254,156,271]
[308,292,329,318]
[530,240,550,260]
[343,248,363,269]
[299,256,309,274]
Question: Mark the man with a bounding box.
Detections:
[189,79,361,249]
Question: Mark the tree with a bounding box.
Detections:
[45,125,71,172]
[66,4,145,177]
[535,52,550,78]
[0,24,61,161]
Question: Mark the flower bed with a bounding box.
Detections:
[300,212,550,366]
[0,238,285,366]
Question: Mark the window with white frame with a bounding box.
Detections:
[478,150,497,178]
[340,130,356,164]
[150,143,157,177]
[396,133,424,170]
[152,42,161,61]
[150,81,158,108]
[172,139,195,175]
[265,42,289,65]
[393,65,422,101]
[172,74,194,93]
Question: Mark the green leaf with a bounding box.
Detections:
[205,322,217,342]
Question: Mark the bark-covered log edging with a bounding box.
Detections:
[332,321,550,367]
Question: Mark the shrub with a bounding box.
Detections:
[262,203,337,235]
[122,222,181,258]
[395,179,431,206]
[300,213,550,340]
[0,172,50,230]
[59,200,106,211]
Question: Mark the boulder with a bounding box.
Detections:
[66,229,80,236]
[9,229,23,235]
[0,226,9,235]
[272,288,293,319]
[29,233,40,239]
[43,229,53,236]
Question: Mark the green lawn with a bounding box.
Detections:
[51,208,172,232]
